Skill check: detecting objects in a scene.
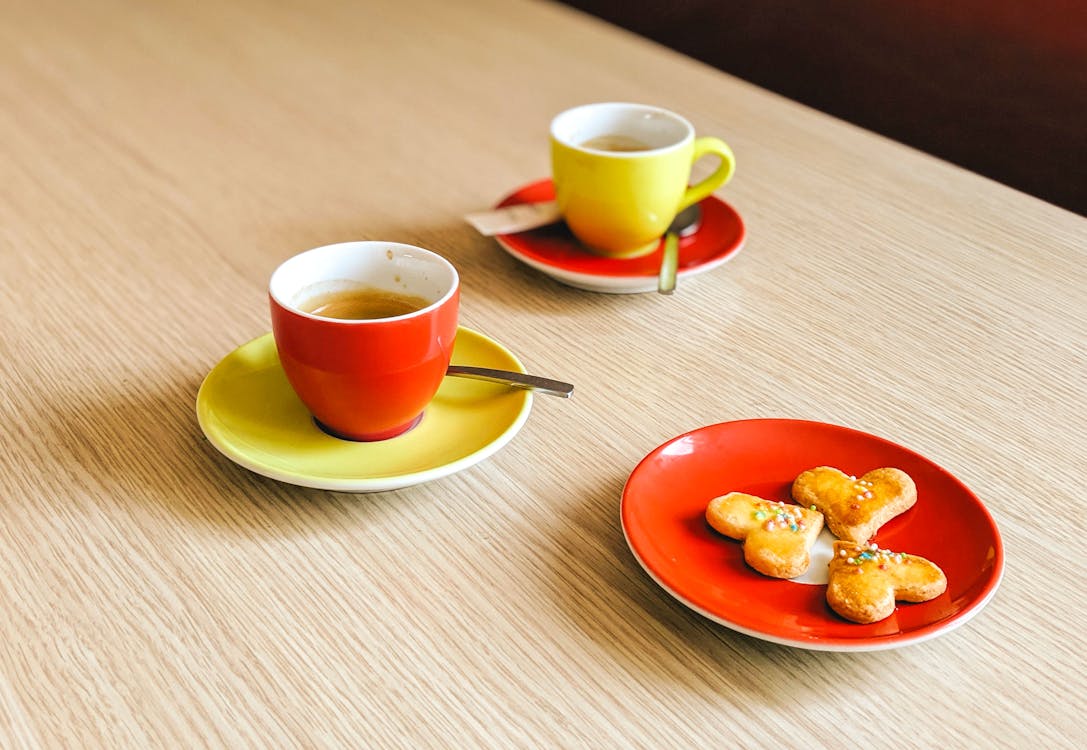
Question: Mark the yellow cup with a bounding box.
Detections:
[550,102,735,258]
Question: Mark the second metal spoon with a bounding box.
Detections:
[657,204,703,295]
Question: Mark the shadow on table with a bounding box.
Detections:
[36,370,424,537]
[540,470,924,703]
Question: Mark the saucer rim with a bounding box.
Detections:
[492,178,746,294]
[196,327,533,492]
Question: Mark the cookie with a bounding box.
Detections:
[705,492,824,579]
[826,541,947,623]
[791,466,916,543]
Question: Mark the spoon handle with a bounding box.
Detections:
[446,365,573,398]
[658,231,679,295]
[657,203,700,295]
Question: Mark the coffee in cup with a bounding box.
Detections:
[269,241,459,442]
[577,134,654,153]
[297,286,431,320]
[550,102,735,257]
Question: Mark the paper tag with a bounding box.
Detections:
[465,201,561,236]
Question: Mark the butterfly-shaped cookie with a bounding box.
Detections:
[826,540,947,623]
[705,492,824,579]
[791,466,916,543]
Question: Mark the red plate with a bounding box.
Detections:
[621,419,1003,651]
[493,179,746,293]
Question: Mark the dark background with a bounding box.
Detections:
[559,0,1087,216]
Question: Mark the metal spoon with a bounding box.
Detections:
[657,204,703,295]
[446,365,573,398]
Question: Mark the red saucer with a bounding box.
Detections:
[493,179,746,293]
[621,419,1004,651]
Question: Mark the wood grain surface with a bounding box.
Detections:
[1,0,1084,747]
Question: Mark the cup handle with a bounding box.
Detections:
[678,136,736,211]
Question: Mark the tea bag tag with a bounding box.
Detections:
[465,201,561,236]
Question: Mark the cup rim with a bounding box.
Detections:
[269,241,459,325]
[549,101,694,156]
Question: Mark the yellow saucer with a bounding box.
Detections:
[196,327,532,492]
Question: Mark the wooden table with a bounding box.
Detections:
[2,0,1084,746]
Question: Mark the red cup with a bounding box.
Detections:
[269,241,460,441]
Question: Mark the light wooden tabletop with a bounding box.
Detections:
[2,0,1085,746]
